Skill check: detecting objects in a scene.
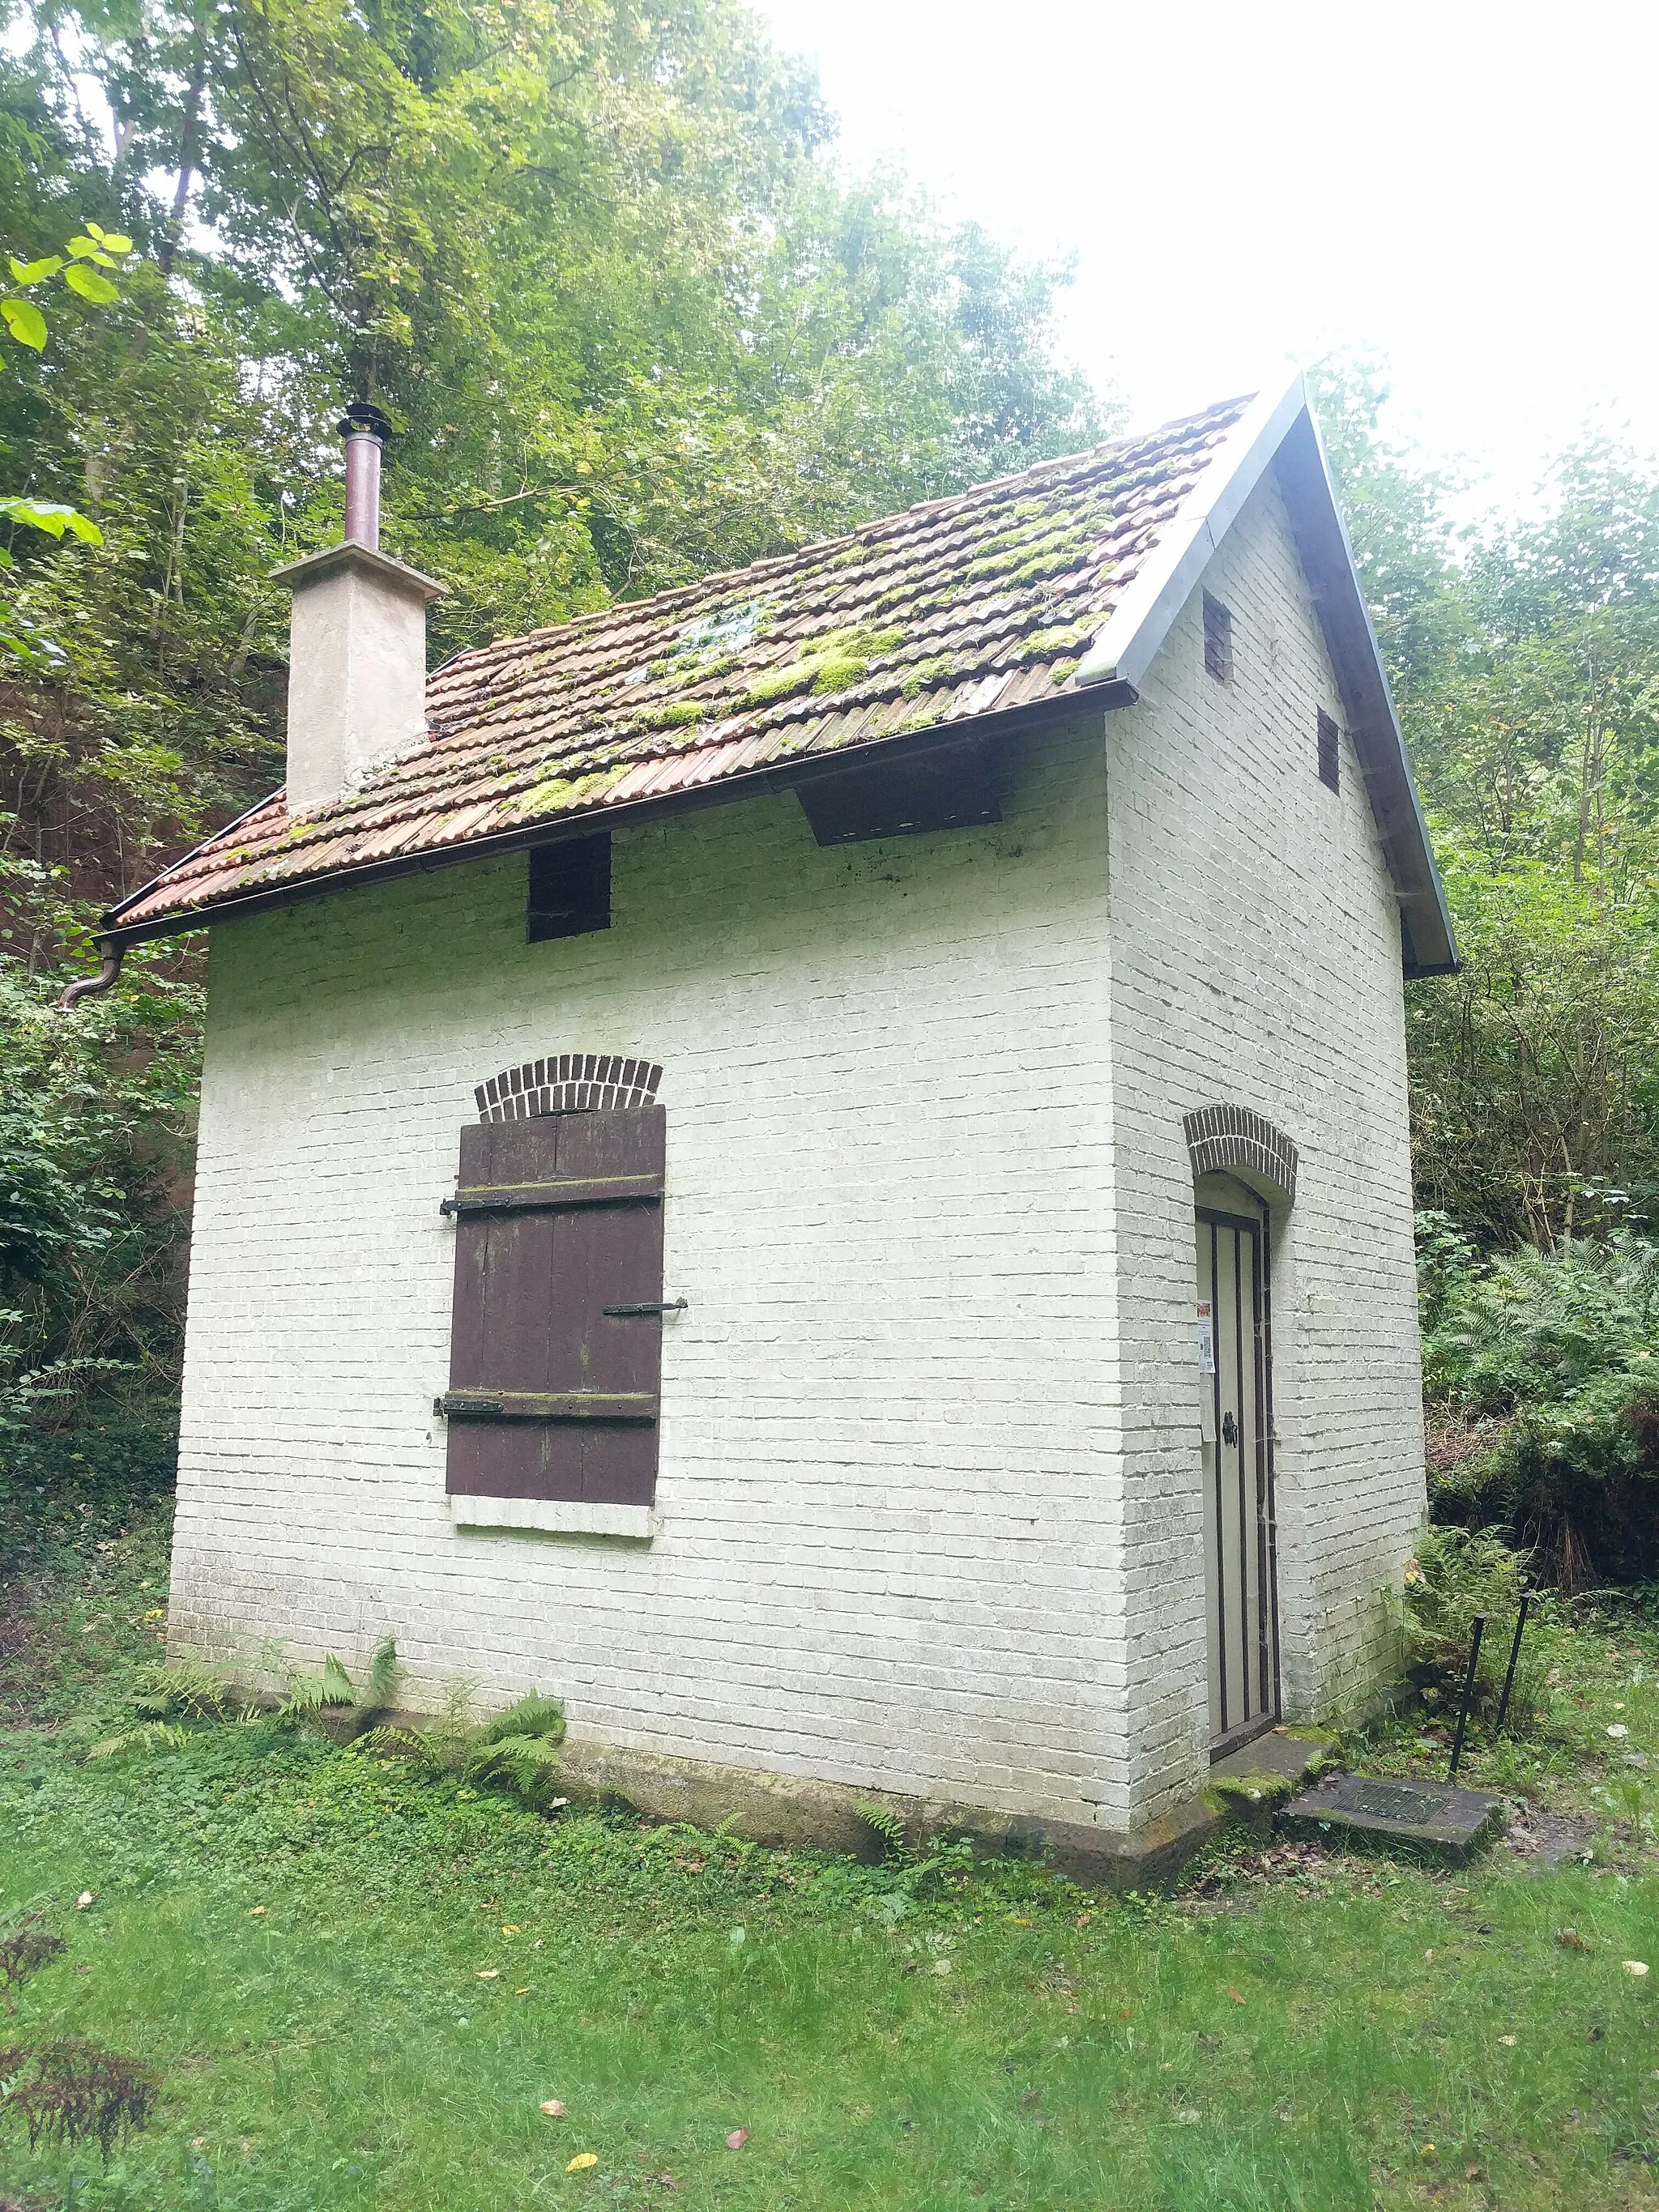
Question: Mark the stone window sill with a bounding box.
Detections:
[449,1495,656,1541]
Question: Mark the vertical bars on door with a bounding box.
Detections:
[1198,1204,1280,1751]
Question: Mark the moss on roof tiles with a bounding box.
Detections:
[109,396,1255,934]
[633,697,707,732]
[738,623,905,710]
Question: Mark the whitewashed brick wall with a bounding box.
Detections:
[1107,467,1426,1818]
[172,721,1138,1824]
[168,469,1426,1833]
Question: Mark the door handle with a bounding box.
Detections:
[1222,1411,1239,1447]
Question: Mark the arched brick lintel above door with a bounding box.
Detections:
[1184,1105,1299,1207]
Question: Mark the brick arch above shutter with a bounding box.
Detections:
[1183,1105,1299,1206]
[476,1053,663,1121]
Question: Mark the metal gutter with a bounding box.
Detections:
[94,680,1138,953]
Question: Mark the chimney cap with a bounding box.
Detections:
[338,399,393,443]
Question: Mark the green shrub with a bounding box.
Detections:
[0,1409,177,1571]
[1392,1526,1545,1728]
[1418,1221,1659,1584]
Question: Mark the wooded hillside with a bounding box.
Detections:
[3,2,1659,1572]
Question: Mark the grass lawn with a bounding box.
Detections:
[3,1509,1659,2210]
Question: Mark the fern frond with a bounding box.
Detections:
[464,1734,565,1811]
[362,1639,405,1713]
[88,1724,187,1760]
[474,1692,565,1746]
[347,1724,439,1768]
[855,1801,908,1852]
[276,1656,353,1721]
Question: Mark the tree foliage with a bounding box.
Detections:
[0,0,1101,1421]
[1313,355,1659,1249]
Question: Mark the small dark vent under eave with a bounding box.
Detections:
[1317,710,1341,795]
[528,833,611,940]
[796,742,1000,846]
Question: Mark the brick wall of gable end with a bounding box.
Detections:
[168,718,1144,1829]
[1105,468,1426,1814]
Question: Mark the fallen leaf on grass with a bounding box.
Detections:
[1624,1960,1649,1977]
[1225,1988,1246,2005]
[1607,1724,1629,1739]
[1423,1948,1435,1963]
[515,1986,531,1996]
[566,2152,598,2172]
[1556,1929,1590,1950]
[501,1924,520,1934]
[75,1891,94,1910]
[725,2128,749,2149]
[1074,1912,1092,1929]
[249,1906,267,1918]
[1419,2144,1437,2161]
[476,1969,499,1980]
[1498,2035,1517,2047]
[539,2100,566,2117]
[1466,2164,1482,2180]
[650,2176,677,2189]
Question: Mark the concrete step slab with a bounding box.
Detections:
[1284,1771,1507,1862]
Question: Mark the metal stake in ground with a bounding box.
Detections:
[1493,1592,1531,1736]
[1448,1615,1486,1781]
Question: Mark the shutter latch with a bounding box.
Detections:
[602,1298,689,1318]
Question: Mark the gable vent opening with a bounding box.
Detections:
[1202,592,1233,684]
[1317,710,1341,795]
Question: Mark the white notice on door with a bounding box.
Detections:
[1196,1299,1215,1375]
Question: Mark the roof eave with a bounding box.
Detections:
[95,680,1140,951]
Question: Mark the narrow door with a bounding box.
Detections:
[1196,1205,1280,1751]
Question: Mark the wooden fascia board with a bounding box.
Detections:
[1074,374,1311,693]
[1268,408,1457,977]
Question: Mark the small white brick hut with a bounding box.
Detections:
[76,377,1455,1858]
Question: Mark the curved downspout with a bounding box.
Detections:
[57,940,125,1010]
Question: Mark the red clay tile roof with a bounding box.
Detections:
[109,394,1253,937]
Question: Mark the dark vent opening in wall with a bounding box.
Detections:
[796,742,1000,846]
[1203,592,1233,683]
[1317,710,1341,794]
[527,834,611,940]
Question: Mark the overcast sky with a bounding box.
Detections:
[755,0,1659,515]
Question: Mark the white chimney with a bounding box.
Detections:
[273,403,447,816]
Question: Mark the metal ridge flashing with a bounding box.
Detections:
[1074,373,1308,692]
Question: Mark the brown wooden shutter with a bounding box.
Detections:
[441,1106,666,1506]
